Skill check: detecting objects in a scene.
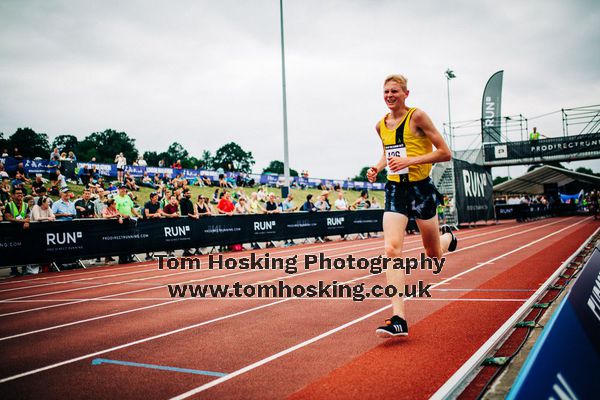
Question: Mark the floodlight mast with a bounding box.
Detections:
[279,0,290,195]
[445,68,456,152]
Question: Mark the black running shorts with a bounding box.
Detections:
[384,178,441,220]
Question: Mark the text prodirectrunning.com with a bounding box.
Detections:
[167,280,433,302]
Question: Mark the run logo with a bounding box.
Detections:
[483,96,496,125]
[164,226,191,237]
[462,170,487,198]
[327,217,344,227]
[587,269,600,323]
[254,221,276,231]
[46,232,82,246]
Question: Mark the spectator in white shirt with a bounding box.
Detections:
[334,191,349,210]
[31,196,55,222]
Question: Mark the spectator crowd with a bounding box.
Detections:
[1,152,384,276]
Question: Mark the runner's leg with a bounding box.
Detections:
[416,215,452,259]
[383,211,409,317]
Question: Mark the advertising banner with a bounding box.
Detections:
[453,158,494,223]
[483,132,600,165]
[481,70,504,144]
[0,210,383,266]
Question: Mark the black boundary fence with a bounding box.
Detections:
[0,210,383,266]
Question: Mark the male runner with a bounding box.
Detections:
[367,74,458,338]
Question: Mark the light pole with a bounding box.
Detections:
[279,0,291,197]
[445,68,456,152]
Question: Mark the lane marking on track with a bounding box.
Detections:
[0,219,526,292]
[0,297,529,302]
[0,299,289,383]
[0,217,574,342]
[0,236,393,301]
[91,358,227,377]
[0,238,386,293]
[0,242,405,339]
[167,217,590,399]
[0,240,393,317]
[0,237,388,290]
[0,217,586,384]
[430,224,600,400]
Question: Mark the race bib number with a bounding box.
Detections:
[385,144,408,176]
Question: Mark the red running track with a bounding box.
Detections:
[0,216,598,399]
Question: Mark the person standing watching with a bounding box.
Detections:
[115,152,127,183]
[52,188,77,221]
[216,191,235,216]
[75,189,96,218]
[179,188,197,256]
[114,185,140,219]
[5,187,31,276]
[31,196,55,222]
[143,192,164,260]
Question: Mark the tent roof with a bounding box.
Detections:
[493,165,600,194]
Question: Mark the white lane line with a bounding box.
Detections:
[0,297,529,302]
[1,216,570,305]
[0,218,525,291]
[0,299,289,384]
[0,216,571,342]
[0,239,389,317]
[0,243,395,340]
[0,238,388,302]
[0,217,586,384]
[0,237,386,293]
[0,237,385,289]
[168,217,589,399]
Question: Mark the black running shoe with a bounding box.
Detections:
[441,225,457,252]
[376,315,408,338]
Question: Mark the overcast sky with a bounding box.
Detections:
[1,0,599,179]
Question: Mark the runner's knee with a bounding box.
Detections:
[384,244,403,258]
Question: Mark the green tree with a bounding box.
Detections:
[212,142,255,173]
[576,167,600,177]
[493,176,509,186]
[262,160,298,176]
[354,166,387,183]
[8,127,51,158]
[52,135,79,154]
[143,151,160,167]
[199,150,212,170]
[78,129,138,163]
[183,156,202,169]
[166,142,189,166]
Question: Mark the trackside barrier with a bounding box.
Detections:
[430,227,600,400]
[506,240,600,399]
[0,210,383,266]
[495,204,564,221]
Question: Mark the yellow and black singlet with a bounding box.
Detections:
[378,107,432,183]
